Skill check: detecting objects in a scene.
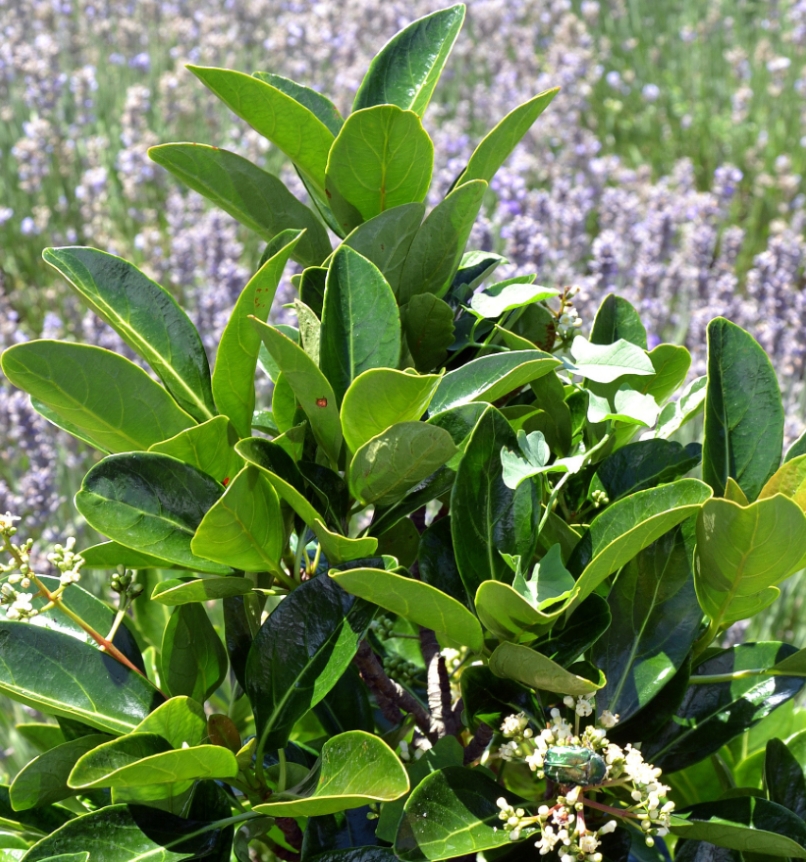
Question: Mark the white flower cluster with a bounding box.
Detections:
[491,703,674,858]
[557,305,584,339]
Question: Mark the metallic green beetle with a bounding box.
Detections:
[543,745,607,786]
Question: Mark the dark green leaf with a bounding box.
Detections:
[594,525,701,722]
[1,341,194,453]
[223,595,255,691]
[352,5,465,116]
[765,737,806,819]
[246,575,375,752]
[252,71,343,134]
[75,453,230,574]
[188,65,334,195]
[325,107,433,234]
[161,603,228,703]
[451,406,539,599]
[302,807,379,857]
[535,593,611,667]
[314,664,374,737]
[460,665,542,730]
[298,266,328,318]
[418,517,468,608]
[397,180,488,303]
[79,542,175,571]
[703,317,784,500]
[448,250,507,306]
[592,440,701,502]
[147,145,329,267]
[43,247,215,421]
[590,294,648,349]
[0,622,162,735]
[320,246,400,405]
[401,294,455,373]
[643,643,804,772]
[394,767,525,861]
[674,840,741,862]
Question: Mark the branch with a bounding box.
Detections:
[354,640,432,735]
[463,722,493,765]
[420,627,454,739]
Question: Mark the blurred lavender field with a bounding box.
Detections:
[2,0,806,549]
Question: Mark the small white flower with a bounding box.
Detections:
[599,710,619,728]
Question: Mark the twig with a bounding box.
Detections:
[420,627,453,739]
[463,722,493,765]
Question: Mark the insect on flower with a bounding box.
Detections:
[543,744,607,786]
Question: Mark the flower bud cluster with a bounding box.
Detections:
[382,654,420,685]
[110,567,144,599]
[369,614,396,639]
[491,702,674,856]
[47,537,84,587]
[590,489,610,509]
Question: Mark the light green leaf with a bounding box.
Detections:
[513,544,575,609]
[213,231,301,438]
[703,317,784,500]
[133,696,206,749]
[325,106,433,234]
[475,580,561,641]
[587,387,660,427]
[341,368,441,454]
[457,88,559,186]
[469,276,559,318]
[342,203,424,295]
[348,422,457,506]
[187,65,334,194]
[251,318,342,465]
[252,71,344,134]
[653,375,707,440]
[320,246,401,404]
[489,641,605,695]
[397,179,487,303]
[569,336,655,383]
[330,567,483,653]
[1,341,194,453]
[147,145,330,267]
[79,542,177,571]
[695,495,806,626]
[151,577,254,606]
[43,247,215,422]
[759,454,806,511]
[449,250,507,305]
[68,734,237,789]
[255,731,408,817]
[191,465,284,572]
[569,479,713,607]
[352,5,466,116]
[500,429,551,489]
[294,299,320,365]
[148,415,243,485]
[75,452,230,574]
[401,294,455,373]
[429,349,560,414]
[9,734,111,810]
[0,622,161,735]
[590,293,647,349]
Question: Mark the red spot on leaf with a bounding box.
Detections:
[316,398,328,408]
[222,477,230,486]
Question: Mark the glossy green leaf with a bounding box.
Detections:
[313,663,374,738]
[590,294,648,349]
[759,454,806,511]
[255,731,407,816]
[1,341,194,453]
[451,407,539,599]
[654,375,707,440]
[43,247,214,421]
[79,542,176,571]
[75,452,230,574]
[235,438,378,563]
[643,642,804,772]
[694,495,806,626]
[213,231,301,438]
[569,336,655,383]
[325,106,433,234]
[535,593,611,667]
[161,603,228,703]
[703,317,784,500]
[569,478,713,607]
[147,145,329,267]
[457,88,559,187]
[151,577,254,606]
[297,266,327,318]
[394,767,525,861]
[587,387,660,427]
[348,422,456,506]
[341,369,440,454]
[765,737,806,819]
[272,372,299,433]
[23,799,234,861]
[401,294,455,373]
[191,465,284,572]
[430,349,560,414]
[353,5,465,115]
[469,277,559,319]
[671,797,806,857]
[252,71,343,134]
[133,696,206,749]
[460,665,543,731]
[594,526,701,722]
[9,733,111,810]
[592,439,702,502]
[68,734,236,790]
[0,622,161,735]
[489,641,604,695]
[340,204,424,296]
[475,580,561,641]
[188,65,334,194]
[417,516,469,607]
[329,567,483,653]
[397,179,487,303]
[251,318,342,464]
[512,543,574,608]
[246,575,375,752]
[320,246,401,404]
[149,415,242,486]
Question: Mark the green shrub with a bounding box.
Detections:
[2,6,806,860]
